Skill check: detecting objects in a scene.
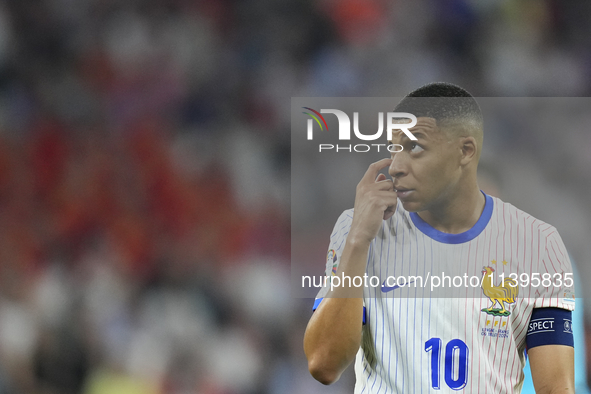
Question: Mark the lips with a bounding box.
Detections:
[395,188,413,199]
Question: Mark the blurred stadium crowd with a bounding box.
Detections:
[0,0,589,393]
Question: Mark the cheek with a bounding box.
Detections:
[421,155,457,189]
[435,147,460,173]
[423,155,451,179]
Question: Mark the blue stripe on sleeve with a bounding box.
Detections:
[312,298,323,311]
[312,298,366,324]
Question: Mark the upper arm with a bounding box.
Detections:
[528,345,574,394]
[312,210,354,303]
[526,229,576,393]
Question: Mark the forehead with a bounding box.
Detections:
[389,117,439,141]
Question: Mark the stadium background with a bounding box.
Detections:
[0,1,588,393]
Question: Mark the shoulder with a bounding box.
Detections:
[334,208,354,227]
[490,195,557,238]
[329,209,355,237]
[342,208,354,219]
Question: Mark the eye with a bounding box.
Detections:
[409,142,424,153]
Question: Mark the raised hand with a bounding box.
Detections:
[349,158,398,245]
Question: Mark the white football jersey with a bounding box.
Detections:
[315,193,575,393]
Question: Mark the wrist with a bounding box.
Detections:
[346,233,372,250]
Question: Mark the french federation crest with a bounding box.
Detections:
[480,266,519,317]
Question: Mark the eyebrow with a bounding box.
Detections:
[409,130,428,140]
[389,131,428,145]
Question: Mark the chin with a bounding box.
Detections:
[399,200,423,212]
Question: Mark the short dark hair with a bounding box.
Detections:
[394,82,483,127]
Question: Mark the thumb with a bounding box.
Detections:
[375,173,386,182]
[383,208,395,221]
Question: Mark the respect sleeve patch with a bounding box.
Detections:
[526,307,573,349]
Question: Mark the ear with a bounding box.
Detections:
[459,136,477,165]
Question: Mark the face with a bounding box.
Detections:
[388,117,464,212]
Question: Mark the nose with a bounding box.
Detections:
[388,152,407,179]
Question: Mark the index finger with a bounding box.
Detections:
[361,158,392,184]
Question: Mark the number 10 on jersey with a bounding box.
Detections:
[425,338,469,390]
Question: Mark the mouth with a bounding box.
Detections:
[394,188,414,199]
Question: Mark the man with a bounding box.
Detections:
[303,83,575,393]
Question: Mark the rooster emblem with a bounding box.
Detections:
[480,266,519,316]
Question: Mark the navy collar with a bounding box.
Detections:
[409,192,493,244]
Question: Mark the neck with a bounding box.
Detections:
[418,183,486,234]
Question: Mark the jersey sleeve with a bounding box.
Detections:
[313,209,354,303]
[533,230,575,311]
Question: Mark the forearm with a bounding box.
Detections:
[528,345,574,394]
[303,238,370,384]
[533,386,574,394]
